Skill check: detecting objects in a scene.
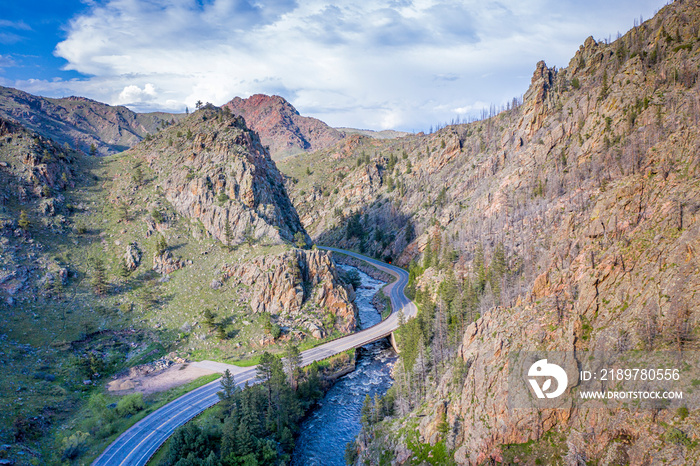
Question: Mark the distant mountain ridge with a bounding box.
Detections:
[336,127,410,140]
[0,87,406,160]
[0,86,184,155]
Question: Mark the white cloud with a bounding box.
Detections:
[118,83,157,104]
[16,0,666,131]
[0,55,16,70]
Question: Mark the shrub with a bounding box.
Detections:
[62,431,90,460]
[151,209,164,223]
[116,393,145,417]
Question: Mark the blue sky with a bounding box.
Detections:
[1,0,668,132]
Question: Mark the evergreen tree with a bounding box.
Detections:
[117,259,131,278]
[423,237,433,269]
[257,352,276,405]
[90,257,108,296]
[294,231,307,249]
[18,210,30,231]
[132,166,143,185]
[202,309,217,332]
[284,343,303,390]
[404,220,414,243]
[216,324,227,340]
[218,369,237,416]
[474,244,486,292]
[155,234,168,255]
[224,220,233,251]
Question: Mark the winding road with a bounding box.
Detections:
[93,247,417,466]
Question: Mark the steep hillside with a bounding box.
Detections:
[223,94,344,160]
[0,86,184,156]
[116,104,308,246]
[280,1,700,463]
[0,106,358,464]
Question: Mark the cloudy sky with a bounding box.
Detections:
[1,0,668,132]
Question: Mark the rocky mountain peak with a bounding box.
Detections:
[120,106,308,247]
[223,93,344,160]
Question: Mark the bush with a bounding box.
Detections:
[151,209,164,223]
[270,323,282,340]
[62,431,90,460]
[116,393,145,417]
[665,427,691,446]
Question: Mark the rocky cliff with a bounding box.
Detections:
[223,94,344,160]
[115,105,308,246]
[223,248,357,339]
[0,86,183,155]
[0,116,80,304]
[280,1,700,463]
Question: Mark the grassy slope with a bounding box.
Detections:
[0,112,317,464]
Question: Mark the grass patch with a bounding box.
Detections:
[61,373,220,465]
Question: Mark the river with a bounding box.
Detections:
[291,266,398,465]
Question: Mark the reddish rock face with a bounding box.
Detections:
[223,94,343,160]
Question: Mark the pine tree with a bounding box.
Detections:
[257,352,276,405]
[218,369,237,415]
[404,220,414,243]
[117,259,131,278]
[117,202,130,222]
[90,257,108,296]
[423,237,433,268]
[155,235,168,255]
[18,211,30,231]
[474,244,486,292]
[294,231,307,249]
[284,343,303,390]
[216,324,227,340]
[202,309,217,332]
[224,220,233,251]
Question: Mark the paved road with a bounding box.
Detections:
[93,247,416,466]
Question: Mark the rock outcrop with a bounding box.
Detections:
[127,106,308,246]
[124,243,142,271]
[152,251,184,275]
[223,248,357,337]
[223,94,344,160]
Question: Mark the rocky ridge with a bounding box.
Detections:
[117,105,308,246]
[223,94,344,160]
[0,86,183,156]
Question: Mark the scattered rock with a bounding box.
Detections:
[124,243,141,271]
[210,279,223,289]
